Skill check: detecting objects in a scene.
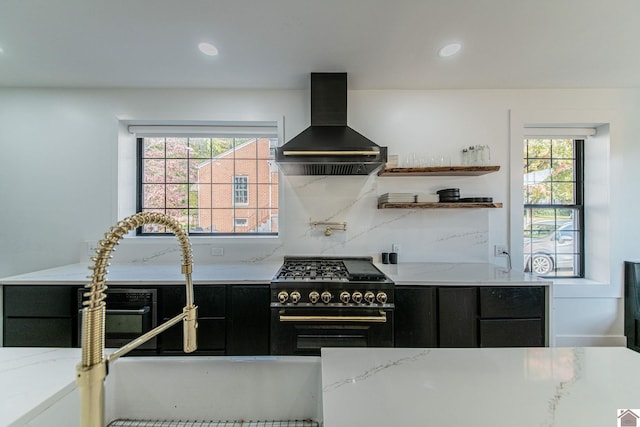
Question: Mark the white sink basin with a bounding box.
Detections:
[104,356,323,424]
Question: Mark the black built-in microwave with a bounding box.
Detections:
[77,288,158,350]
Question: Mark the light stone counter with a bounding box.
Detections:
[3,347,640,427]
[377,262,547,285]
[321,347,640,427]
[0,261,547,286]
[0,262,282,285]
[0,348,81,427]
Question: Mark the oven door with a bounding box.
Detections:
[78,288,158,350]
[270,307,394,355]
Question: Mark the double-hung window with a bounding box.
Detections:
[132,122,279,236]
[523,137,584,277]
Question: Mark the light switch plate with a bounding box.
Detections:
[211,247,224,256]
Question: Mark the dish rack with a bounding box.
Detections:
[108,420,320,427]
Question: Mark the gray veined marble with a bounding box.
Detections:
[320,347,640,427]
[323,349,431,393]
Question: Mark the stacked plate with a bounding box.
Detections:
[416,193,439,203]
[378,193,416,203]
[437,188,460,202]
[458,197,493,203]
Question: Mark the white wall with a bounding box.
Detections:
[1,87,639,345]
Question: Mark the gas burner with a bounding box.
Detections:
[276,258,352,281]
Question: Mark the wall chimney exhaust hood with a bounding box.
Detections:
[275,73,387,175]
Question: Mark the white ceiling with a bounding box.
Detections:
[1,0,639,90]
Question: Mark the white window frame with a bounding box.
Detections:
[509,109,618,299]
[119,120,280,237]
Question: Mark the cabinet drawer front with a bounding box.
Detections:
[479,287,544,318]
[160,285,226,318]
[4,286,74,317]
[479,319,544,347]
[4,318,73,347]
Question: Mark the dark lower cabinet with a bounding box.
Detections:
[3,285,76,347]
[158,284,226,355]
[439,287,478,347]
[625,261,640,353]
[226,285,270,355]
[395,285,547,349]
[3,283,270,355]
[4,283,547,352]
[479,319,544,347]
[4,317,73,347]
[394,286,437,347]
[479,287,545,347]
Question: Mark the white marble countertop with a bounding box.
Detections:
[0,348,81,427]
[0,262,282,285]
[3,346,639,427]
[377,262,546,285]
[321,347,640,427]
[0,261,548,286]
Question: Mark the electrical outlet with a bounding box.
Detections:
[211,247,224,256]
[392,244,400,253]
[494,245,507,256]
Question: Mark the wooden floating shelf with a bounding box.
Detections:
[378,165,500,176]
[378,202,503,209]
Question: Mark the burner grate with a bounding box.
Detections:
[108,420,320,427]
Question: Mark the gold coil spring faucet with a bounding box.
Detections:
[76,212,198,427]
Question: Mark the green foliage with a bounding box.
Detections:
[524,139,575,205]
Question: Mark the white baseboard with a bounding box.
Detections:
[554,334,626,347]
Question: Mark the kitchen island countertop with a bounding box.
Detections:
[321,346,640,427]
[0,261,547,286]
[2,346,639,426]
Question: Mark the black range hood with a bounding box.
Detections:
[275,73,387,175]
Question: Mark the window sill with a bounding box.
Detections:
[127,234,280,241]
[551,278,620,298]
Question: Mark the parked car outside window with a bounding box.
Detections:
[524,220,577,276]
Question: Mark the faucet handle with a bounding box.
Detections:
[183,305,198,353]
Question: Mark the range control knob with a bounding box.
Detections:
[340,291,351,304]
[321,291,332,304]
[290,291,301,304]
[364,291,375,304]
[278,291,289,304]
[352,291,363,304]
[376,292,388,304]
[309,291,320,304]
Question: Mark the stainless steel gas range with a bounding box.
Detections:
[270,256,394,355]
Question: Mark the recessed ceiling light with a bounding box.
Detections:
[0,46,4,54]
[438,42,462,58]
[198,42,219,56]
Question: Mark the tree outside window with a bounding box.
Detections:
[138,136,278,235]
[523,138,584,277]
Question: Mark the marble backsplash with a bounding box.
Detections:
[87,173,498,266]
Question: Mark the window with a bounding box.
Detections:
[233,175,248,205]
[135,124,279,236]
[523,138,584,277]
[234,218,248,227]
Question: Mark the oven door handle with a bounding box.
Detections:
[78,307,150,315]
[278,310,387,323]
